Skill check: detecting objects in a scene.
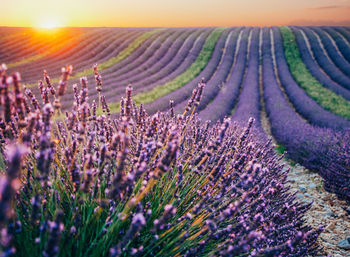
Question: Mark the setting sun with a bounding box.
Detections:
[34,16,65,29]
[39,22,60,29]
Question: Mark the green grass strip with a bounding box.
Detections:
[26,28,162,88]
[8,53,46,68]
[280,26,350,120]
[106,27,226,114]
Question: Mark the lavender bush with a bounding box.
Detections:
[0,64,321,256]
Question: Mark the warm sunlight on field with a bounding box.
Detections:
[0,0,350,256]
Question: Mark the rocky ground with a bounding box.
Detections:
[283,160,350,257]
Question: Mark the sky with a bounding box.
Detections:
[1,0,350,27]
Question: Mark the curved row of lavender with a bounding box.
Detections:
[310,27,350,77]
[10,28,143,81]
[120,30,208,92]
[0,28,101,63]
[122,30,211,94]
[298,27,350,90]
[92,30,175,81]
[199,28,250,122]
[271,27,350,130]
[100,30,185,84]
[59,29,211,108]
[0,28,74,62]
[0,29,69,63]
[334,27,350,46]
[71,29,198,102]
[262,27,350,202]
[230,27,265,137]
[322,27,350,64]
[16,29,123,79]
[146,28,232,113]
[173,27,242,113]
[290,27,350,100]
[41,29,168,106]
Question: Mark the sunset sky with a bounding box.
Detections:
[1,0,350,27]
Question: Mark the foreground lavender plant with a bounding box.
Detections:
[0,65,321,256]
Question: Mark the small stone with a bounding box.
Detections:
[308,184,317,189]
[299,186,307,192]
[323,211,335,218]
[337,238,350,250]
[297,193,304,199]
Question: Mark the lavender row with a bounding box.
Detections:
[262,27,350,202]
[55,30,144,80]
[28,30,142,82]
[91,29,184,86]
[144,28,232,114]
[322,27,350,64]
[183,28,242,113]
[291,27,350,100]
[231,28,266,137]
[0,30,52,61]
[199,28,250,122]
[89,30,200,102]
[90,30,175,82]
[171,28,238,113]
[172,27,242,114]
[59,29,208,109]
[272,27,350,130]
[310,27,350,77]
[0,27,92,61]
[299,27,350,90]
[19,29,144,82]
[0,31,69,63]
[64,29,164,85]
[121,29,203,89]
[12,28,120,80]
[27,30,144,98]
[334,27,350,45]
[45,29,165,105]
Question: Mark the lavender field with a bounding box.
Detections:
[0,26,349,256]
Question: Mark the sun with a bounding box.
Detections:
[34,17,65,29]
[38,21,62,29]
[40,22,60,29]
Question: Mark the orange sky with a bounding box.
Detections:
[1,0,350,27]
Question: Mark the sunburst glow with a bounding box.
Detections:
[35,17,64,29]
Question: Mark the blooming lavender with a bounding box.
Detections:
[0,65,321,257]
